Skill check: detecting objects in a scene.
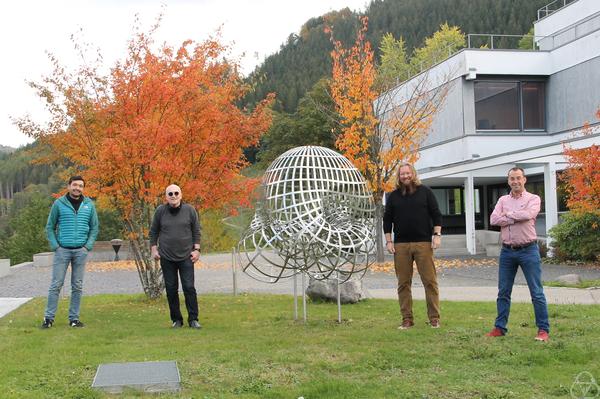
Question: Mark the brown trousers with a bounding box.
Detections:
[393,242,440,322]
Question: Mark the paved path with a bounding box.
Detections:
[0,297,32,318]
[369,286,600,305]
[1,253,599,317]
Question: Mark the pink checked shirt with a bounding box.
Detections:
[490,189,541,245]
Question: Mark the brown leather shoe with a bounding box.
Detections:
[397,320,415,330]
[430,319,440,328]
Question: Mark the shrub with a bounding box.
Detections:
[200,209,253,253]
[549,212,600,262]
[537,240,548,258]
[96,208,125,241]
[0,193,51,264]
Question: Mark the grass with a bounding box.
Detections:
[1,294,599,398]
[545,279,600,289]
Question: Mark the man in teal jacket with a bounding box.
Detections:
[42,175,99,328]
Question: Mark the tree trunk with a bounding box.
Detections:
[375,200,385,263]
[126,215,164,299]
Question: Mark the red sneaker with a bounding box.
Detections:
[535,330,549,342]
[485,327,505,337]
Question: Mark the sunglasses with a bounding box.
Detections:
[167,191,180,197]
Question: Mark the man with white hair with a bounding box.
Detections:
[150,184,202,329]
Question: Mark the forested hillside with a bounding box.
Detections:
[243,0,550,113]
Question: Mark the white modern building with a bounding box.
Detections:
[380,0,600,255]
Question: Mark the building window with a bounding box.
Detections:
[522,82,545,130]
[475,80,545,131]
[433,188,462,215]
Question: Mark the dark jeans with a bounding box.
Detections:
[495,243,549,333]
[160,258,198,323]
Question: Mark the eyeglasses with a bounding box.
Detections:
[167,191,180,197]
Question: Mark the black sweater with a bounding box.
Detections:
[149,203,201,262]
[383,185,442,243]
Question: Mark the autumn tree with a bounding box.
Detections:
[16,19,273,298]
[561,109,600,214]
[329,18,453,261]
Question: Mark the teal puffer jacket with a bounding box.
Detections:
[46,195,99,251]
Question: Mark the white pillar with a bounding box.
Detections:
[464,174,477,255]
[544,162,559,251]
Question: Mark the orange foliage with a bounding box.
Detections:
[562,116,600,214]
[16,20,273,297]
[328,17,444,202]
[329,17,379,188]
[21,26,272,219]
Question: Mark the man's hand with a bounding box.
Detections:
[151,246,160,260]
[432,235,441,249]
[191,249,200,263]
[386,241,395,254]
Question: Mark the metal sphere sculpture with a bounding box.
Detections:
[237,146,376,283]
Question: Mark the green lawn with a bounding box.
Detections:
[1,294,599,398]
[545,279,600,289]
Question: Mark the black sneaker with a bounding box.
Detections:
[41,318,54,329]
[189,320,202,329]
[69,320,85,328]
[172,320,183,328]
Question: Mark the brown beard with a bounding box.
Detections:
[399,182,417,195]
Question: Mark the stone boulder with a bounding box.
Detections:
[557,274,582,285]
[306,276,367,304]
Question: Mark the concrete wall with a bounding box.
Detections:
[421,78,465,147]
[546,55,600,134]
[0,259,9,278]
[535,0,600,41]
[31,241,135,267]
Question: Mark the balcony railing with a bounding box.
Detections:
[537,0,578,20]
[537,11,600,50]
[467,34,541,50]
[394,32,540,86]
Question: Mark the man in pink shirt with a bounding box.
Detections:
[486,167,550,342]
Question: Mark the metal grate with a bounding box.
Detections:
[92,361,180,393]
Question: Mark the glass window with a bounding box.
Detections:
[522,82,545,130]
[432,188,462,215]
[475,82,520,130]
[526,181,545,212]
[475,80,546,131]
[451,188,462,215]
[432,189,448,214]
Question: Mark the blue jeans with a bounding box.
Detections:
[44,247,88,321]
[495,243,549,333]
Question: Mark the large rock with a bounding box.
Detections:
[306,276,367,304]
[557,274,582,285]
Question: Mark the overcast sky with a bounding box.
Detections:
[0,0,367,148]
